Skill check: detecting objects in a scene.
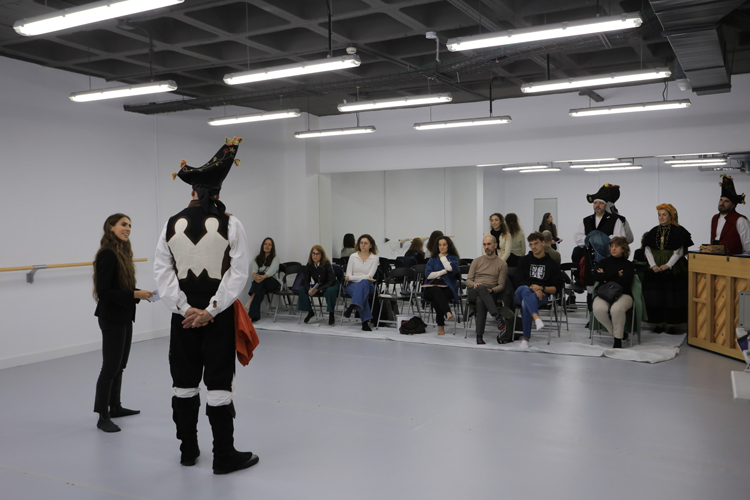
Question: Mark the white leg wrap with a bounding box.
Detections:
[174,387,200,398]
[206,376,235,407]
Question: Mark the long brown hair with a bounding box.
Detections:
[430,236,460,259]
[489,213,507,235]
[425,230,444,255]
[254,237,277,267]
[505,213,523,237]
[407,238,423,252]
[93,213,136,302]
[307,245,330,266]
[357,234,378,255]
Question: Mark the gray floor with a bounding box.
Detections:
[1,325,748,500]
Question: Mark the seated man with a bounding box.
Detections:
[542,230,561,265]
[466,235,509,345]
[514,232,563,350]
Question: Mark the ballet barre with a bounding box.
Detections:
[398,236,455,242]
[0,258,148,284]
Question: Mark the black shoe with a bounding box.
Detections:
[213,452,259,475]
[343,305,355,318]
[207,403,259,475]
[476,335,486,345]
[613,338,623,349]
[623,331,629,341]
[584,321,590,329]
[251,317,260,322]
[110,406,140,418]
[181,452,200,467]
[361,321,372,332]
[495,314,506,332]
[653,325,664,334]
[97,417,121,433]
[304,311,315,324]
[328,313,335,325]
[173,395,201,466]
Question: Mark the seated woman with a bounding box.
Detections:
[340,233,356,258]
[299,245,340,326]
[505,213,526,267]
[423,236,460,336]
[404,238,426,264]
[538,212,562,249]
[246,237,281,322]
[641,204,693,334]
[485,213,511,261]
[592,237,636,349]
[343,234,379,331]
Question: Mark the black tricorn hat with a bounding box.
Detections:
[173,137,242,191]
[586,183,620,204]
[720,174,746,205]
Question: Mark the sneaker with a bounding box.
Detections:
[476,335,486,345]
[495,314,507,332]
[518,340,530,351]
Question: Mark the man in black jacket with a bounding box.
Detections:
[514,232,562,350]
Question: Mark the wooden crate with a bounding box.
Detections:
[688,253,750,360]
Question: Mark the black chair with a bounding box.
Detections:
[269,263,304,322]
[375,268,416,329]
[396,256,416,268]
[459,258,474,266]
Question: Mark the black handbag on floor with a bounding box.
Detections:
[597,282,623,304]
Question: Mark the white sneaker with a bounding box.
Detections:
[535,318,545,330]
[518,340,530,351]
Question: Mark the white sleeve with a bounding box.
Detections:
[738,217,750,254]
[440,255,452,271]
[612,219,626,238]
[154,222,191,316]
[665,247,684,268]
[644,247,656,268]
[206,216,250,317]
[574,221,586,247]
[345,255,363,282]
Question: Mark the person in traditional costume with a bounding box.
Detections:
[710,174,749,255]
[93,214,154,433]
[642,203,693,334]
[154,137,259,475]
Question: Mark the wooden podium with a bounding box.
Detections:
[688,252,750,360]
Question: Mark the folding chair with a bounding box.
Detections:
[269,263,304,322]
[375,267,416,329]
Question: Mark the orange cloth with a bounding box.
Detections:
[234,300,259,366]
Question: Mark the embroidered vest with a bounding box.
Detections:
[711,209,747,255]
[166,204,230,296]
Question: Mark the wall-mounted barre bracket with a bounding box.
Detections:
[26,265,47,284]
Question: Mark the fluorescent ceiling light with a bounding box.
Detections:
[14,0,183,36]
[338,93,452,112]
[569,99,691,117]
[522,68,671,93]
[414,115,511,130]
[584,166,642,172]
[209,109,300,126]
[671,162,728,168]
[569,162,633,169]
[69,80,177,102]
[656,152,722,157]
[294,126,376,139]
[554,158,618,163]
[664,158,726,164]
[447,13,642,51]
[224,55,361,85]
[502,165,549,171]
[520,168,561,173]
[476,163,506,167]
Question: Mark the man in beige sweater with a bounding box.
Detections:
[466,235,509,345]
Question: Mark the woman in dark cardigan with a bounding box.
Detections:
[423,236,460,336]
[299,245,340,325]
[591,237,635,349]
[93,213,153,433]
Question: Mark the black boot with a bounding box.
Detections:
[476,334,486,345]
[172,395,201,466]
[328,312,335,325]
[361,321,372,332]
[304,310,315,323]
[343,304,355,318]
[97,412,121,433]
[613,338,622,349]
[207,403,259,475]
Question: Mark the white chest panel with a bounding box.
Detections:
[168,217,229,280]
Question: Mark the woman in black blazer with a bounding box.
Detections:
[298,245,340,325]
[93,213,153,433]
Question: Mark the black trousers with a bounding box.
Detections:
[468,286,500,335]
[424,287,453,326]
[94,318,133,414]
[247,277,281,320]
[169,303,235,394]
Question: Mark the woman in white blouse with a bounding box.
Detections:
[343,234,379,331]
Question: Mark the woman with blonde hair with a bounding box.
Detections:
[93,213,154,433]
[505,213,526,266]
[298,245,340,325]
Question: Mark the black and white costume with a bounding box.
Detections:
[154,137,257,474]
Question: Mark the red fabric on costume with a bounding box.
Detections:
[233,300,259,366]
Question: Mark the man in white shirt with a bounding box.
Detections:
[154,137,258,475]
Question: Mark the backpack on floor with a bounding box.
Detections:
[399,316,427,335]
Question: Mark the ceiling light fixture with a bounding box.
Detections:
[224,55,361,85]
[583,166,642,172]
[14,0,183,36]
[569,161,633,169]
[671,162,728,168]
[664,158,727,164]
[414,115,511,130]
[656,152,722,157]
[554,158,618,163]
[519,168,560,173]
[338,93,452,112]
[69,80,177,102]
[208,109,301,126]
[502,165,549,171]
[570,99,691,117]
[294,126,376,139]
[446,13,642,52]
[522,68,671,93]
